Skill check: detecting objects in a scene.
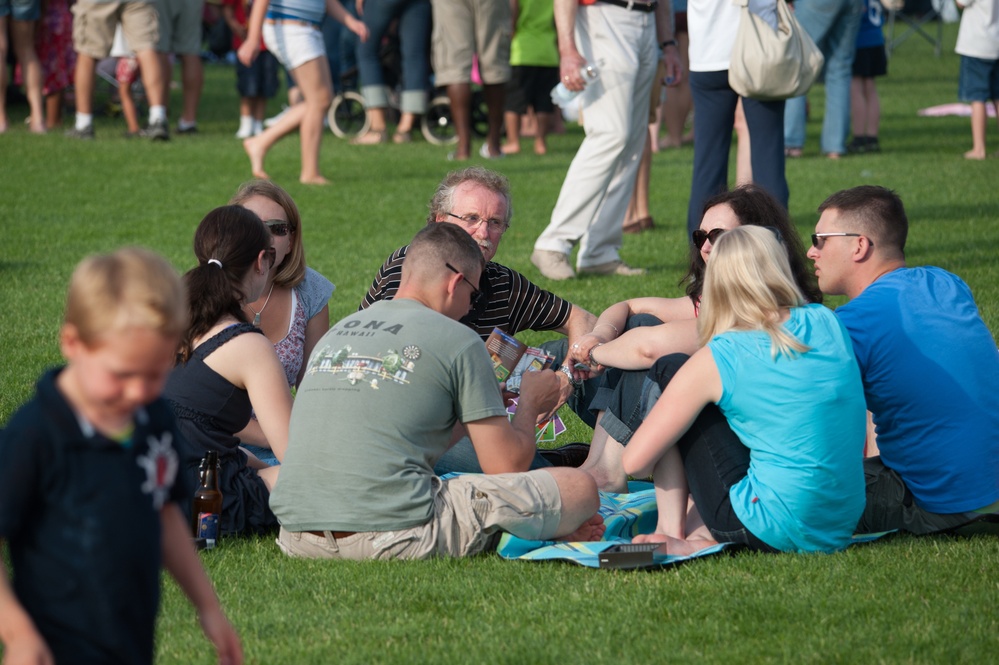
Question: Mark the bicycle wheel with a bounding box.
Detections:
[421,95,458,146]
[328,91,370,139]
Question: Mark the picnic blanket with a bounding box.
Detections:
[497,481,890,569]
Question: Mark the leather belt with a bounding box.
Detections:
[305,530,357,539]
[599,0,658,12]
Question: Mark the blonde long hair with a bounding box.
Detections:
[697,226,809,359]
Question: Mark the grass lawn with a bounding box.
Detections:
[2,21,998,664]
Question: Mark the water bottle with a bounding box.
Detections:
[550,65,600,107]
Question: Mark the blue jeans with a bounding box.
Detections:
[687,70,788,234]
[783,0,863,155]
[357,0,431,112]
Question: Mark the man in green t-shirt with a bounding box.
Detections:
[270,223,605,560]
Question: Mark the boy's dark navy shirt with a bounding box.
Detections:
[0,368,190,665]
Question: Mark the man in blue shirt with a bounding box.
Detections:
[807,185,999,534]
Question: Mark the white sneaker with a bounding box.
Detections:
[531,249,576,281]
[578,260,646,277]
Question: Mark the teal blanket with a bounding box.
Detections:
[496,481,889,569]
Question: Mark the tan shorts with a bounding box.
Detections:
[431,0,511,86]
[276,470,563,561]
[152,0,204,55]
[72,1,159,59]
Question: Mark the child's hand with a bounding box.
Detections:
[348,16,370,42]
[237,41,259,67]
[199,608,243,665]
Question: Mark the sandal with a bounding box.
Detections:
[351,129,388,145]
[784,147,803,158]
[623,216,655,234]
[392,130,413,144]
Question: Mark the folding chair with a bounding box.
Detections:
[885,0,943,57]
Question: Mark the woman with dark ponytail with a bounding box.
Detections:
[165,205,292,536]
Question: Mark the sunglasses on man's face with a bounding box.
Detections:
[692,227,726,249]
[265,220,292,237]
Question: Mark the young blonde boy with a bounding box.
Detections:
[0,248,243,665]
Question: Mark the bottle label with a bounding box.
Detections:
[196,512,220,548]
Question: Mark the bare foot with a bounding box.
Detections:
[965,148,986,160]
[300,174,330,185]
[243,137,269,179]
[558,514,606,542]
[501,142,520,155]
[533,139,547,155]
[632,533,718,556]
[351,129,387,145]
[827,152,842,160]
[29,120,47,134]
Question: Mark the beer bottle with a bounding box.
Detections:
[191,450,223,548]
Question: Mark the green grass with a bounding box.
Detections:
[3,23,999,664]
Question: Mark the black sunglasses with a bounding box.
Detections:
[265,220,292,237]
[692,227,726,249]
[445,262,483,305]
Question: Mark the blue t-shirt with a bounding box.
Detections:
[709,304,867,553]
[856,0,886,49]
[835,266,999,514]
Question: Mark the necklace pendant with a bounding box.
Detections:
[253,313,261,326]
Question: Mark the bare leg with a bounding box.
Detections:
[539,467,605,541]
[534,111,551,155]
[45,90,64,129]
[11,18,45,132]
[120,85,141,133]
[292,57,334,184]
[135,49,166,108]
[482,82,504,157]
[74,53,97,115]
[395,111,416,134]
[850,76,864,138]
[659,31,692,149]
[446,82,472,160]
[179,53,203,125]
[244,99,307,179]
[966,101,986,160]
[625,132,653,228]
[734,99,752,185]
[157,52,172,113]
[257,465,281,491]
[580,417,629,493]
[501,110,521,154]
[864,78,880,139]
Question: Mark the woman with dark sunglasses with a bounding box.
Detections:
[228,180,335,465]
[567,185,818,493]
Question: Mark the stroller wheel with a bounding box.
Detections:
[328,91,370,139]
[421,95,458,146]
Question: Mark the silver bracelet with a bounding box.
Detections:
[558,364,578,386]
[588,343,604,366]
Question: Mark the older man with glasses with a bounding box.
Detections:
[361,166,599,470]
[808,185,999,536]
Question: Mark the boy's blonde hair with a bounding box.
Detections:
[65,247,188,346]
[698,226,809,359]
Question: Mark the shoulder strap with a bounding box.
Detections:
[191,323,263,361]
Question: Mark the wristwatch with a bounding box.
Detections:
[660,39,677,49]
[558,364,578,387]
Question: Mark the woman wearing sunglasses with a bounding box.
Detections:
[568,185,818,492]
[624,226,865,554]
[228,180,335,464]
[164,206,293,535]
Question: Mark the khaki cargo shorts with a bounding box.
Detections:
[72,1,159,59]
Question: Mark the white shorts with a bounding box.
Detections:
[263,21,325,72]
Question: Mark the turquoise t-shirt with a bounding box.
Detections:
[709,304,866,552]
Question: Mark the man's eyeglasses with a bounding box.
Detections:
[265,220,293,237]
[445,262,483,305]
[811,232,869,249]
[446,212,508,234]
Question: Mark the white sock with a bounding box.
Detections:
[238,115,253,131]
[75,113,93,131]
[148,106,167,124]
[252,119,263,135]
[178,118,197,130]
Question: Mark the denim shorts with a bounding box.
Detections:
[958,55,999,103]
[237,50,280,99]
[0,0,41,21]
